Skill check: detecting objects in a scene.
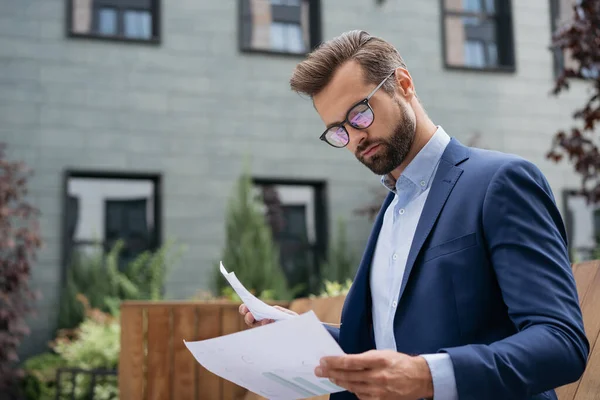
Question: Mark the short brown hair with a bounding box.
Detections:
[289,30,407,97]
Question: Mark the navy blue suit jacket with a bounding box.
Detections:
[326,138,589,400]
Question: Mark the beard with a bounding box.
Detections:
[355,102,416,176]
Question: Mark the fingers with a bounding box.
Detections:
[321,352,389,370]
[315,365,377,383]
[239,304,276,328]
[272,305,298,316]
[244,311,256,326]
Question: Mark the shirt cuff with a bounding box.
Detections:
[420,353,458,400]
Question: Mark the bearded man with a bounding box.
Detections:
[240,30,588,400]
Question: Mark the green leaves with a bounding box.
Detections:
[319,217,358,290]
[58,238,185,331]
[214,167,291,301]
[21,299,120,400]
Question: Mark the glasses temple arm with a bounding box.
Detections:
[366,70,395,100]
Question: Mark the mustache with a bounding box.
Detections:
[356,140,384,155]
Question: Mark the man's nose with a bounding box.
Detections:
[346,125,368,148]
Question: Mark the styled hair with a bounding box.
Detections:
[289,30,407,97]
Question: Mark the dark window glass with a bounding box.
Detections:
[253,180,327,297]
[68,0,160,42]
[240,0,321,55]
[97,7,117,36]
[63,173,161,270]
[442,0,515,71]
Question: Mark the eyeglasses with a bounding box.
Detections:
[319,70,395,148]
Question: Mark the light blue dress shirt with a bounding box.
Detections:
[370,126,458,400]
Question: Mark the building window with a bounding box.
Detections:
[62,171,161,271]
[441,0,515,71]
[239,0,321,55]
[67,0,160,43]
[563,190,600,262]
[253,179,327,297]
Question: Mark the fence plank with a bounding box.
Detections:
[573,262,598,306]
[172,305,198,400]
[146,306,173,400]
[573,327,600,400]
[118,305,145,400]
[196,304,223,400]
[571,264,600,400]
[557,262,600,400]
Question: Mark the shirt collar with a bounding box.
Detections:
[381,126,451,193]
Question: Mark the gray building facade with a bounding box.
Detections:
[1,0,596,358]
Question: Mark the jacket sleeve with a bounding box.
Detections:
[323,324,340,343]
[440,158,589,399]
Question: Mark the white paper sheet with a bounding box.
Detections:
[220,261,296,322]
[184,310,346,399]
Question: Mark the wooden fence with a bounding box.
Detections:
[118,300,287,400]
[119,261,600,400]
[556,260,600,400]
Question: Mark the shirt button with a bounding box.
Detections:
[392,253,398,260]
[399,208,405,215]
[392,301,397,308]
[420,180,426,187]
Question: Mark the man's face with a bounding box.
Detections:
[313,61,416,176]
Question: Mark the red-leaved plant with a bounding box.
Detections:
[0,143,42,393]
[547,0,600,204]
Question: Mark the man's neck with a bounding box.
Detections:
[389,120,438,180]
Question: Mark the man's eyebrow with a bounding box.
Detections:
[326,120,344,129]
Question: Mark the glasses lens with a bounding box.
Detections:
[348,103,373,128]
[324,126,349,147]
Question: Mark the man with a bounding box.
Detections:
[239,30,589,400]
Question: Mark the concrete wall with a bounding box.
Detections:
[0,0,589,357]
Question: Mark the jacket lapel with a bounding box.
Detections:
[340,191,394,353]
[396,138,469,303]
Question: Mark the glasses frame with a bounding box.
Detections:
[319,70,396,148]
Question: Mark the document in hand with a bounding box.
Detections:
[219,261,296,322]
[184,310,346,400]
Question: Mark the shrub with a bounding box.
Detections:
[311,279,353,299]
[58,239,184,331]
[22,296,119,400]
[0,143,42,394]
[319,217,358,286]
[214,167,291,301]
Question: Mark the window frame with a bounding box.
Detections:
[238,0,322,57]
[562,188,600,262]
[252,177,329,294]
[65,0,162,45]
[59,169,163,284]
[549,0,564,78]
[440,0,516,73]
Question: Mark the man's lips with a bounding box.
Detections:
[361,144,380,158]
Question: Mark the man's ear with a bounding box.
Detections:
[393,67,415,100]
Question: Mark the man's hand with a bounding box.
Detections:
[315,350,434,400]
[238,304,297,328]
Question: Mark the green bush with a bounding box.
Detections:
[22,296,120,400]
[58,239,184,331]
[20,353,65,400]
[311,279,353,298]
[214,167,292,301]
[319,217,358,289]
